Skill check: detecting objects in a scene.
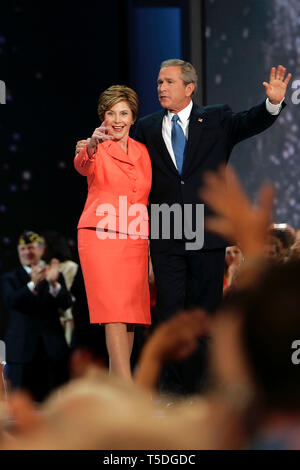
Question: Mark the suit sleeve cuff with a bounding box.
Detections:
[27,281,36,293]
[266,98,283,115]
[49,282,62,297]
[84,145,97,161]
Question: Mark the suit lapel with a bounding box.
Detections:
[182,104,206,176]
[17,266,31,285]
[102,139,141,165]
[127,137,142,164]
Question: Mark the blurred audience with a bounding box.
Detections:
[262,235,281,262]
[136,310,210,392]
[42,230,77,345]
[0,370,199,450]
[199,165,300,449]
[42,230,108,377]
[290,239,300,261]
[0,231,71,402]
[211,263,300,450]
[270,223,296,262]
[0,167,299,450]
[223,245,243,293]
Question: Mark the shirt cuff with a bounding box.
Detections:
[266,98,283,115]
[49,282,62,297]
[27,281,36,293]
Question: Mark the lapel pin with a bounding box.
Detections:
[198,118,203,123]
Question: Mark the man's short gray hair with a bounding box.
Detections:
[160,59,198,93]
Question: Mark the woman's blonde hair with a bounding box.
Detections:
[97,85,139,122]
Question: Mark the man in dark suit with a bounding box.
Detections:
[133,60,290,395]
[0,231,72,401]
[75,60,290,395]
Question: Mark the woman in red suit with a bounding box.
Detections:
[74,85,152,380]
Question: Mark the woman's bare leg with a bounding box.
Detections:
[127,325,135,357]
[105,323,132,380]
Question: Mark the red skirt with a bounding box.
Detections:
[78,228,151,325]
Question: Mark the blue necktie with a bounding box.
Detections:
[171,114,186,175]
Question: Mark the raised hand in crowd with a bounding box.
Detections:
[200,165,275,258]
[135,310,210,391]
[30,264,47,288]
[199,165,275,288]
[45,258,60,288]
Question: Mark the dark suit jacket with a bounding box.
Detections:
[135,101,285,252]
[0,266,72,363]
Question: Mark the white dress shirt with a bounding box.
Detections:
[23,263,61,297]
[162,98,283,171]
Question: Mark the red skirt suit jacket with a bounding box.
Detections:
[74,138,152,325]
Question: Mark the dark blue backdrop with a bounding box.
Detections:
[205,0,300,229]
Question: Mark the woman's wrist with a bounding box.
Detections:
[87,144,97,159]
